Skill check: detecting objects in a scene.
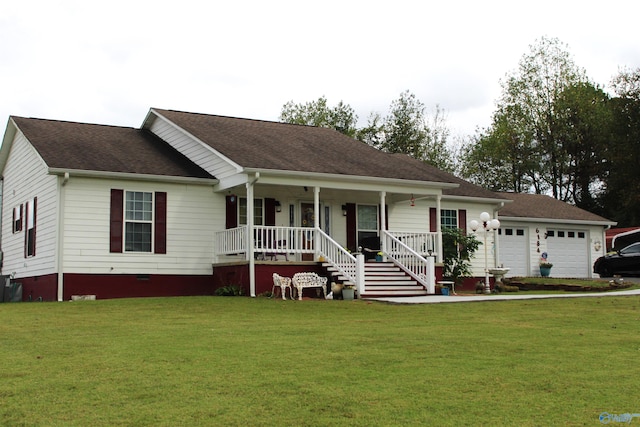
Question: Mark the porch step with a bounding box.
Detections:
[322,261,429,298]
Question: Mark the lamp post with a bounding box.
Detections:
[469,212,500,294]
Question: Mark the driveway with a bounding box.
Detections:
[369,288,640,304]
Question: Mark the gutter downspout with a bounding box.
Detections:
[247,172,259,297]
[57,172,69,301]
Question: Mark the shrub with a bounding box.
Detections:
[214,285,244,296]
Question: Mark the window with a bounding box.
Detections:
[440,209,457,230]
[25,198,37,257]
[516,229,525,236]
[568,231,575,238]
[558,231,565,238]
[125,191,153,252]
[505,228,513,236]
[110,189,166,254]
[357,205,378,245]
[578,232,585,238]
[239,198,264,225]
[13,205,23,233]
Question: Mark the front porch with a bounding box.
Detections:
[214,225,441,297]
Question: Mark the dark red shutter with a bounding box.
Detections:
[346,203,357,252]
[23,202,28,258]
[31,197,37,256]
[429,208,437,232]
[226,195,238,229]
[154,192,167,254]
[110,189,124,253]
[458,209,467,235]
[265,198,276,226]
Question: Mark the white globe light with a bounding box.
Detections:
[479,212,491,223]
[469,219,479,231]
[490,219,500,230]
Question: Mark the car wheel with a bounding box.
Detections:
[599,265,613,278]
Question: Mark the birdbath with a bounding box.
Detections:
[488,267,510,285]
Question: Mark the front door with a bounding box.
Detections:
[301,203,315,260]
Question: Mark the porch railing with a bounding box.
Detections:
[388,231,437,256]
[316,229,360,290]
[214,225,247,256]
[382,230,435,294]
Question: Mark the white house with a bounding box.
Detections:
[0,108,614,301]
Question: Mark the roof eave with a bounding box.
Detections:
[243,167,460,190]
[497,215,617,227]
[48,168,218,185]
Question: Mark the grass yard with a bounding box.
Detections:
[1,295,639,426]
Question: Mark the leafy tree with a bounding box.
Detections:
[442,227,480,286]
[460,37,616,206]
[553,82,612,212]
[372,90,455,172]
[279,96,359,137]
[600,67,640,226]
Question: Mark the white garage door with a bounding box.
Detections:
[546,229,588,277]
[498,227,528,276]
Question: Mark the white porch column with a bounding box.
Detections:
[247,177,256,297]
[314,186,320,260]
[356,253,365,295]
[436,195,443,263]
[426,255,435,294]
[380,191,387,256]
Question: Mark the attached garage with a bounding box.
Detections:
[498,226,529,276]
[545,229,589,277]
[496,192,615,279]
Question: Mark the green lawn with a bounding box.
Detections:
[1,295,639,426]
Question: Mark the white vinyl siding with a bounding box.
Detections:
[148,116,238,179]
[61,177,222,275]
[1,131,58,278]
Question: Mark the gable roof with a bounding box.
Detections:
[151,109,471,186]
[9,116,214,180]
[497,192,614,224]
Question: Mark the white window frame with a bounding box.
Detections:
[124,191,154,253]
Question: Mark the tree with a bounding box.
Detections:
[372,91,455,172]
[279,96,358,137]
[442,227,480,286]
[553,82,611,212]
[600,67,640,226]
[460,37,615,204]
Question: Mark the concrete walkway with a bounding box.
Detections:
[369,288,640,304]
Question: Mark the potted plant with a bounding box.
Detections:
[342,284,355,300]
[539,262,553,277]
[375,251,383,262]
[539,252,552,277]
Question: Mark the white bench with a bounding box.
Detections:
[292,272,328,300]
[272,273,292,300]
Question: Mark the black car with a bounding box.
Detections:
[593,242,640,277]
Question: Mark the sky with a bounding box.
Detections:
[1,0,639,139]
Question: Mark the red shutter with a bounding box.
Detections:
[265,198,276,226]
[110,189,124,253]
[154,192,167,254]
[23,202,28,258]
[458,209,467,235]
[226,195,238,229]
[346,203,357,251]
[31,197,37,256]
[429,208,437,232]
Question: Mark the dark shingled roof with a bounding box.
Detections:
[152,109,478,186]
[11,116,214,179]
[497,192,612,222]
